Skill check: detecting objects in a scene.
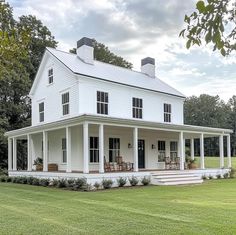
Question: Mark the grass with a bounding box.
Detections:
[1,180,236,235]
[193,156,236,168]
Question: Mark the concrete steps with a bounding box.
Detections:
[151,172,203,186]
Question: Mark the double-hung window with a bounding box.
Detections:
[62,138,67,163]
[109,138,120,162]
[90,137,99,163]
[39,102,44,122]
[170,141,178,161]
[48,68,53,84]
[62,92,69,116]
[97,91,108,115]
[164,103,171,123]
[158,141,166,162]
[132,97,143,119]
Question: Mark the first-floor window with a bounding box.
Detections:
[62,92,69,116]
[109,138,120,162]
[158,141,166,162]
[90,137,99,163]
[62,138,67,163]
[39,102,44,122]
[164,103,171,122]
[170,141,178,161]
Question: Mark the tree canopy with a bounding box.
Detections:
[70,39,133,69]
[180,0,236,56]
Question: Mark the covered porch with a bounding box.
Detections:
[6,115,232,177]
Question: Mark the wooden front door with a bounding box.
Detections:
[138,139,145,168]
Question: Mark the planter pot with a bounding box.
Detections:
[189,163,197,169]
[48,163,58,172]
[36,164,43,171]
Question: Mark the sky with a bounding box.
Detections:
[8,0,236,101]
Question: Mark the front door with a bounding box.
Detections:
[138,139,145,168]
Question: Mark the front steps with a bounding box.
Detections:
[151,171,203,186]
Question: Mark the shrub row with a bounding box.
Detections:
[0,175,151,191]
[202,172,233,180]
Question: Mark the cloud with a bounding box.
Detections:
[8,0,236,101]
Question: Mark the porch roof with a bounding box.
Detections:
[5,114,233,138]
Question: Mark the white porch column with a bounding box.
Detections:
[183,138,186,163]
[133,127,138,172]
[83,122,89,173]
[179,131,184,170]
[227,135,231,168]
[43,131,48,172]
[27,134,33,171]
[12,137,17,171]
[200,133,205,169]
[99,124,104,173]
[219,134,224,168]
[8,138,12,171]
[66,127,72,173]
[190,138,195,160]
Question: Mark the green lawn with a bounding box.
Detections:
[1,180,236,235]
[194,156,236,168]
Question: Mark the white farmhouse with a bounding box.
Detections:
[5,37,233,185]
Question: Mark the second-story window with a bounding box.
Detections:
[48,68,53,84]
[39,102,44,122]
[62,92,69,116]
[132,97,143,119]
[164,103,171,122]
[97,91,108,115]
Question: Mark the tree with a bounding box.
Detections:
[70,39,133,69]
[0,3,31,169]
[228,96,236,155]
[184,94,231,156]
[17,15,58,81]
[180,0,236,56]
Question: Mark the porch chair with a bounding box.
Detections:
[104,156,116,172]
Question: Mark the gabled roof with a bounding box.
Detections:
[44,47,185,98]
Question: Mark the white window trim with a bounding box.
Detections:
[37,98,45,123]
[62,138,67,164]
[89,136,99,163]
[132,97,143,119]
[164,103,172,123]
[96,90,109,116]
[61,91,70,117]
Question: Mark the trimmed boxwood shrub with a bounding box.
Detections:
[102,179,113,189]
[0,175,6,182]
[57,179,67,188]
[94,182,100,190]
[27,177,34,185]
[129,176,139,186]
[39,178,50,187]
[52,179,59,187]
[32,178,40,186]
[230,168,235,178]
[216,174,222,179]
[141,177,151,186]
[73,178,87,190]
[66,179,75,188]
[223,173,229,179]
[117,177,127,187]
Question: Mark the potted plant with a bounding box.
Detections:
[33,157,43,171]
[185,157,197,169]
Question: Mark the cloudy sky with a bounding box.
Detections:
[9,0,236,101]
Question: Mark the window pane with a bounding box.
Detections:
[105,104,108,114]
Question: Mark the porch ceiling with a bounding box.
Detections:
[5,114,233,138]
